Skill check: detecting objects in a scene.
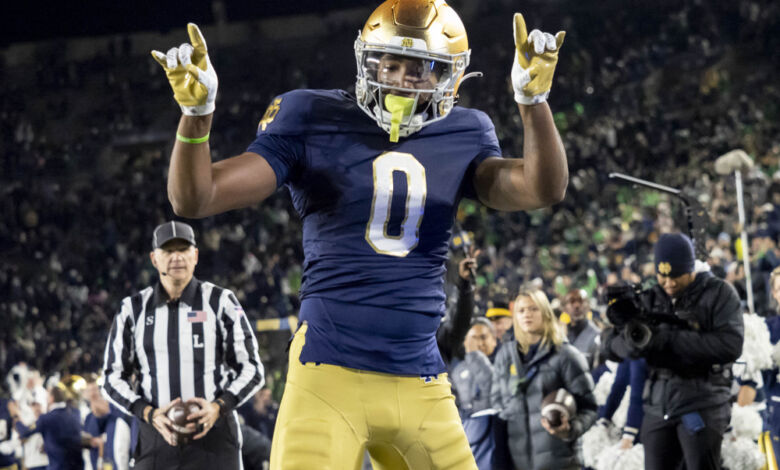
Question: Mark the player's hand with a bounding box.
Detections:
[186,397,220,440]
[511,13,565,105]
[619,436,634,449]
[541,413,571,440]
[152,23,218,116]
[151,398,181,447]
[89,436,103,449]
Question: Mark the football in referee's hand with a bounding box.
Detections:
[541,388,577,428]
[167,401,201,446]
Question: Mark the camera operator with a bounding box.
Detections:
[602,233,743,470]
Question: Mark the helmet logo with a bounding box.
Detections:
[657,262,672,275]
[400,37,414,48]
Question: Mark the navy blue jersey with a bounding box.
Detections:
[84,412,102,469]
[248,89,501,375]
[85,405,131,469]
[16,404,84,470]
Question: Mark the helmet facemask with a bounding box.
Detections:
[354,0,474,141]
[355,35,470,142]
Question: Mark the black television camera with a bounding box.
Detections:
[605,283,689,350]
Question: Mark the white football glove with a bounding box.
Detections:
[152,23,218,116]
[511,14,565,105]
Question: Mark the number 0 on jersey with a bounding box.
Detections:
[365,152,427,257]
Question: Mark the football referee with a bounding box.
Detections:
[101,221,264,470]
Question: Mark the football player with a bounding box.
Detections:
[152,1,566,468]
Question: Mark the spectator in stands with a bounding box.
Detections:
[451,318,497,470]
[238,388,278,443]
[491,289,597,470]
[560,289,601,370]
[438,250,480,365]
[464,317,498,363]
[486,301,514,345]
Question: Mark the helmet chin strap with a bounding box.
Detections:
[384,94,416,142]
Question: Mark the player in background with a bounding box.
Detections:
[7,365,48,470]
[152,0,567,467]
[82,374,131,470]
[15,380,84,470]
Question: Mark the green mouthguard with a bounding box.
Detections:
[384,94,415,143]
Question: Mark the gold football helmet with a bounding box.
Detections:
[57,374,87,401]
[355,0,474,139]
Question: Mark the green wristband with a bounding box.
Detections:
[176,132,210,144]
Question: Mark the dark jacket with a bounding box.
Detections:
[567,319,601,369]
[452,350,497,470]
[240,424,271,469]
[490,340,597,470]
[451,350,494,417]
[438,277,475,365]
[605,271,743,419]
[16,403,84,470]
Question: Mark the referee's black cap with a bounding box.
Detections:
[152,221,197,249]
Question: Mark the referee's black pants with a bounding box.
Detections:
[641,403,730,470]
[133,413,241,470]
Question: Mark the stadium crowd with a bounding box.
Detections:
[1,0,779,468]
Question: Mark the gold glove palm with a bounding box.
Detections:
[152,23,218,116]
[511,14,565,105]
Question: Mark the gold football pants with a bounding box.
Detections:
[760,430,779,470]
[269,323,477,470]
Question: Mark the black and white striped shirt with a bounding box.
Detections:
[101,277,264,418]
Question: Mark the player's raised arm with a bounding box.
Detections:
[152,24,277,218]
[474,13,568,212]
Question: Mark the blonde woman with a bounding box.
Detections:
[491,289,597,470]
